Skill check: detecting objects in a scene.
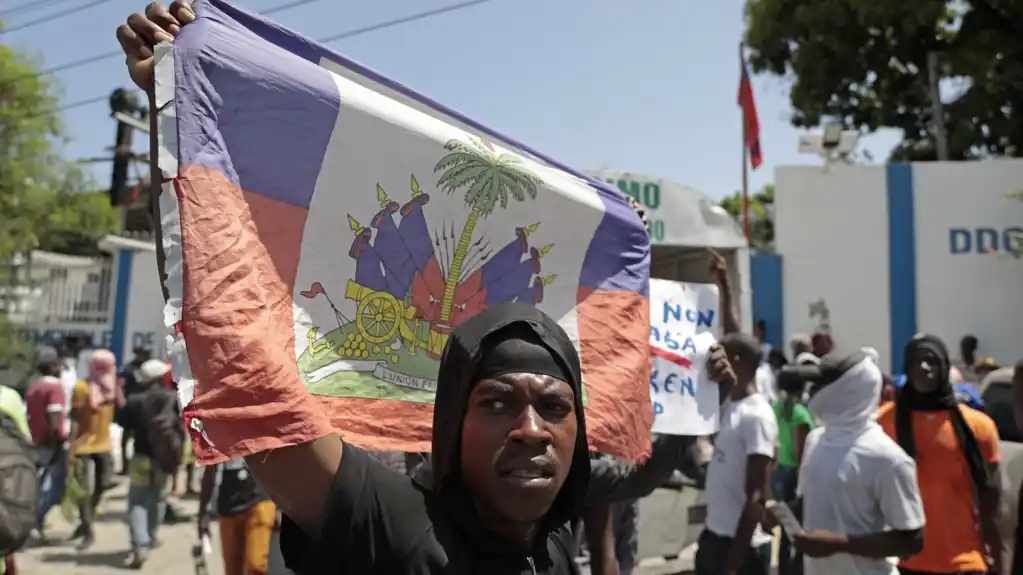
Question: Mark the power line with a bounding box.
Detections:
[1,0,321,87]
[0,0,115,36]
[14,0,500,120]
[0,0,78,19]
[318,0,495,43]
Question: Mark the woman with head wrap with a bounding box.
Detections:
[878,335,1003,575]
[66,349,122,550]
[771,349,925,575]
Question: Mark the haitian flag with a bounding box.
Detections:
[155,0,651,464]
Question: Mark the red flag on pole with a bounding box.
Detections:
[738,52,763,170]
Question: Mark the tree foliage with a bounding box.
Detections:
[0,40,119,374]
[744,0,1023,161]
[720,185,775,250]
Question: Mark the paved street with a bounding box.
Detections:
[17,480,720,574]
[19,477,225,575]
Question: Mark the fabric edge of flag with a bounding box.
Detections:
[576,287,653,462]
[161,29,334,464]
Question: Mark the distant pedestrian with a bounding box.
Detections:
[0,381,33,574]
[116,360,180,568]
[772,370,813,575]
[1010,359,1023,575]
[198,459,277,575]
[117,347,152,476]
[67,349,123,550]
[24,352,68,541]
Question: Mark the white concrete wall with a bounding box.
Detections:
[773,159,1023,374]
[913,160,1023,367]
[774,165,893,370]
[123,249,167,358]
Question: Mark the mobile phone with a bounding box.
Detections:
[766,501,804,538]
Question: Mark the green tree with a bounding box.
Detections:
[720,184,774,250]
[1,40,118,376]
[432,137,542,322]
[744,0,1023,161]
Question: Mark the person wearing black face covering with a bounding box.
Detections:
[247,303,737,574]
[879,334,1004,575]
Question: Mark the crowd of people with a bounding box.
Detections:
[2,2,1020,575]
[0,337,285,574]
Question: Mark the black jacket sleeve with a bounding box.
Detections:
[582,434,696,506]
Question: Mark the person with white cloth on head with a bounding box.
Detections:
[769,349,926,575]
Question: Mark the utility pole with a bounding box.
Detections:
[927,51,949,161]
[108,88,145,209]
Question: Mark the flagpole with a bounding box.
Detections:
[740,42,751,246]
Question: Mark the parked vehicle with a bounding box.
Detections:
[637,437,712,563]
[978,367,1023,568]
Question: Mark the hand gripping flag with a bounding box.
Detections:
[155,0,652,464]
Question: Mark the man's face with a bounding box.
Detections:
[460,372,577,524]
[135,350,151,365]
[42,361,61,378]
[907,349,941,393]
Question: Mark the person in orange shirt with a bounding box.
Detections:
[878,334,1003,575]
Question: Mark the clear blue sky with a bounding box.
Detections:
[2,0,902,200]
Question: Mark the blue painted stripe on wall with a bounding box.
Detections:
[887,164,917,374]
[109,249,134,367]
[750,253,784,350]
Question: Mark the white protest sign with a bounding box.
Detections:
[649,279,721,436]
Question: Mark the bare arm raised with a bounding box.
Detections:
[116,0,343,537]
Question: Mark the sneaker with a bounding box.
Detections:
[68,524,87,541]
[76,534,94,551]
[127,549,148,569]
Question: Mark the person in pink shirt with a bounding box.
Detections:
[25,351,68,540]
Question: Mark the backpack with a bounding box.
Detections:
[0,413,38,554]
[143,389,185,475]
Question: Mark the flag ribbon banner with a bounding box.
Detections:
[156,0,652,465]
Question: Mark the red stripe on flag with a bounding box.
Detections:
[738,59,763,170]
[650,345,693,369]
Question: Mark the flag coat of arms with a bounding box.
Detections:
[155,0,652,464]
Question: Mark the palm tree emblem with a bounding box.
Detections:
[432,136,543,322]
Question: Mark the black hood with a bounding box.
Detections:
[896,333,991,498]
[415,303,591,538]
[903,333,952,395]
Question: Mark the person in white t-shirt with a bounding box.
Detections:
[775,349,925,575]
[695,333,778,575]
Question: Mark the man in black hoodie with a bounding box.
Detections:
[266,304,732,573]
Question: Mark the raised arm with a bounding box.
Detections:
[708,250,740,335]
[584,344,736,505]
[119,0,343,537]
[583,435,695,505]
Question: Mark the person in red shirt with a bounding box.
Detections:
[25,352,68,539]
